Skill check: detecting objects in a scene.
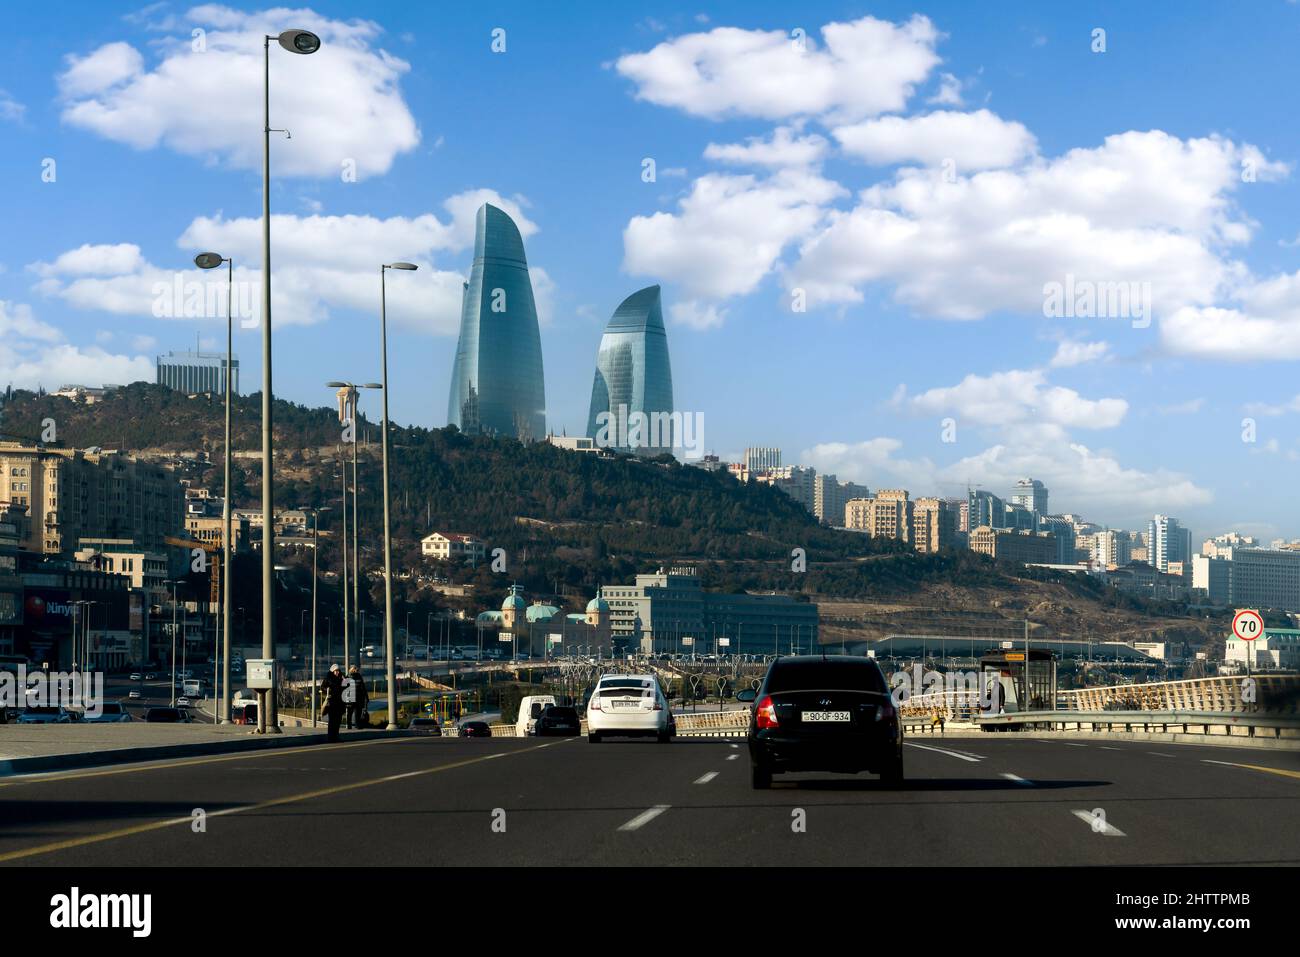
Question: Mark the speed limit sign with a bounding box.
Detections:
[1232,609,1264,642]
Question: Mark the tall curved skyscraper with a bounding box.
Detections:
[586,284,675,454]
[447,203,547,441]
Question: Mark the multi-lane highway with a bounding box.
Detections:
[2,733,1297,866]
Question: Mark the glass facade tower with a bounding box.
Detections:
[586,284,675,454]
[447,204,547,441]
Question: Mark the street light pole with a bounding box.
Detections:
[258,26,321,735]
[378,263,417,730]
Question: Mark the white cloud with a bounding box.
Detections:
[927,72,963,106]
[57,6,419,179]
[901,368,1128,429]
[623,168,844,303]
[788,131,1276,316]
[615,14,941,122]
[1243,395,1300,417]
[703,126,829,169]
[1049,339,1110,368]
[1157,398,1205,415]
[1161,268,1300,360]
[669,300,727,330]
[833,109,1037,170]
[0,301,153,390]
[803,431,1211,523]
[30,189,538,335]
[0,90,25,122]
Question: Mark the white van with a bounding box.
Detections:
[516,695,557,737]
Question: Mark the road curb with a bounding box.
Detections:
[0,729,396,778]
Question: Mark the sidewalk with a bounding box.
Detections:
[0,722,392,777]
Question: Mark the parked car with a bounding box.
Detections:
[175,696,191,707]
[740,654,902,790]
[407,717,442,736]
[145,707,192,723]
[534,705,582,736]
[128,689,142,699]
[129,673,143,681]
[83,702,133,723]
[18,707,74,724]
[144,673,157,680]
[459,721,492,738]
[586,674,671,743]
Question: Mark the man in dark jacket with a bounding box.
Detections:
[320,664,345,742]
[346,664,369,729]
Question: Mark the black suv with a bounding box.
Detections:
[740,655,902,789]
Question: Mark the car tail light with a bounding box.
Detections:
[653,698,663,711]
[755,695,778,729]
[589,697,602,711]
[875,701,897,722]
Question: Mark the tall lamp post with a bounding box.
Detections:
[326,380,381,673]
[164,580,180,706]
[194,250,234,723]
[304,506,328,727]
[377,262,416,730]
[258,26,321,735]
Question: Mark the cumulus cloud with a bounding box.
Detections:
[0,301,153,389]
[615,14,941,122]
[927,72,963,106]
[832,109,1037,170]
[803,432,1211,523]
[787,131,1277,317]
[1048,339,1110,368]
[703,126,830,169]
[30,189,539,335]
[57,5,419,178]
[623,168,844,302]
[900,368,1128,430]
[1161,269,1300,360]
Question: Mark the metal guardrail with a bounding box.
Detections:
[1060,674,1300,713]
[976,709,1300,739]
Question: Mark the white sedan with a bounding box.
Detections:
[586,674,671,743]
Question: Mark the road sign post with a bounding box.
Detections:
[1232,609,1264,678]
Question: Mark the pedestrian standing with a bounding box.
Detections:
[347,664,369,728]
[320,663,345,742]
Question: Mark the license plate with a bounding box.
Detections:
[610,699,637,709]
[802,711,850,722]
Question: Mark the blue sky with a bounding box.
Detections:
[2,1,1299,540]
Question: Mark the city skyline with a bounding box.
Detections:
[2,4,1300,538]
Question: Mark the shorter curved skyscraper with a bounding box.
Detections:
[447,203,547,441]
[586,285,675,455]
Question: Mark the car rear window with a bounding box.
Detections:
[765,661,888,694]
[599,679,654,690]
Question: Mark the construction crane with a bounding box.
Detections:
[165,535,223,605]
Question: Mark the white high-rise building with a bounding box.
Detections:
[1010,478,1049,516]
[1148,515,1192,574]
[744,447,782,473]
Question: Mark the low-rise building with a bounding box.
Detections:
[421,532,488,565]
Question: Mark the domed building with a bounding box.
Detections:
[474,584,613,656]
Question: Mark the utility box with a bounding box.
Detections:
[246,659,276,690]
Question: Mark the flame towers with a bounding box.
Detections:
[447,203,547,441]
[586,284,676,454]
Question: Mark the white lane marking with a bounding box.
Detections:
[1001,773,1033,786]
[726,754,739,761]
[694,772,719,784]
[618,805,670,832]
[1071,809,1126,837]
[1148,751,1176,758]
[1099,746,1122,751]
[729,744,739,749]
[905,742,982,762]
[1063,743,1088,748]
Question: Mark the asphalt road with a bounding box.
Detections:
[1,734,1297,866]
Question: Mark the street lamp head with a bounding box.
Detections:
[361,383,383,390]
[194,252,226,270]
[325,381,350,389]
[385,262,418,271]
[278,29,321,54]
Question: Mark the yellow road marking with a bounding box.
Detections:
[0,735,416,789]
[0,742,550,863]
[1213,761,1300,781]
